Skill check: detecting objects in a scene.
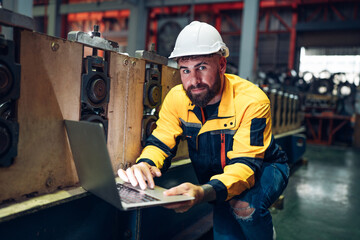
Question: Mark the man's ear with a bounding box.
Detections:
[219,56,227,75]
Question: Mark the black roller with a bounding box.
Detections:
[0,118,18,167]
[80,56,110,113]
[0,63,13,97]
[337,81,355,98]
[148,85,161,107]
[0,39,20,103]
[87,77,107,104]
[311,78,333,95]
[0,123,11,156]
[141,115,158,147]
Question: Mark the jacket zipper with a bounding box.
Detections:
[200,107,206,125]
[221,133,226,169]
[200,107,226,168]
[196,108,206,151]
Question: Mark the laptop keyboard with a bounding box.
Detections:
[116,183,160,204]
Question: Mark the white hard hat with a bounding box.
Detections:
[169,21,229,59]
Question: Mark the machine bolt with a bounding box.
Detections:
[92,25,101,37]
[45,177,54,187]
[123,59,128,65]
[51,42,59,51]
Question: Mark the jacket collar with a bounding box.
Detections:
[186,74,235,124]
[218,74,235,118]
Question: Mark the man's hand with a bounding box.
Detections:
[162,183,204,213]
[117,162,161,190]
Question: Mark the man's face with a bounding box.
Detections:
[178,55,226,107]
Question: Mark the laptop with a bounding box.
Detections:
[64,120,194,211]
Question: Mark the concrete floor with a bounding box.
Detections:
[272,144,360,240]
[197,143,360,240]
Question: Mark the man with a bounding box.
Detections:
[118,21,289,239]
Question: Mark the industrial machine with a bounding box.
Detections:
[135,45,166,146]
[0,28,20,167]
[262,85,306,166]
[0,16,82,203]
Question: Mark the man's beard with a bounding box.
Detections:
[185,74,221,108]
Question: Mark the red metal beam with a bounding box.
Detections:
[150,3,243,16]
[306,6,322,22]
[299,0,358,4]
[215,10,221,32]
[223,14,241,32]
[260,0,295,8]
[209,2,244,11]
[272,10,291,31]
[153,20,158,50]
[67,10,130,21]
[265,11,270,32]
[149,6,189,18]
[330,4,346,21]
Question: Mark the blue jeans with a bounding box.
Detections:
[212,162,290,240]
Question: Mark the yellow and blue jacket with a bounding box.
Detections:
[137,74,288,202]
